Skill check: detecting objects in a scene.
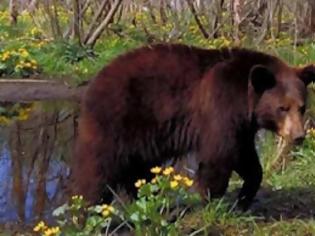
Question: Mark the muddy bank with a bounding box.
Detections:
[0,79,86,102]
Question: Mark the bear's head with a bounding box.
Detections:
[250,63,315,144]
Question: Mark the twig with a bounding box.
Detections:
[186,0,209,39]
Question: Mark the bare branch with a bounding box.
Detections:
[186,0,209,39]
[85,0,123,47]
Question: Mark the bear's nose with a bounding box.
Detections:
[293,134,305,145]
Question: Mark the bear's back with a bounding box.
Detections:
[82,44,220,127]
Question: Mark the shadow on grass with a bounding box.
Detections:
[249,186,315,220]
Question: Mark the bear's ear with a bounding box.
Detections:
[297,64,315,86]
[250,65,276,94]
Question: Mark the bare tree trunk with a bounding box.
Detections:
[256,0,272,44]
[28,0,38,12]
[9,0,18,25]
[147,1,157,24]
[309,0,315,34]
[159,0,167,24]
[43,0,62,39]
[232,0,243,42]
[52,0,62,38]
[72,0,81,43]
[83,0,109,44]
[276,0,283,37]
[212,0,224,38]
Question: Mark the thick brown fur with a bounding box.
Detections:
[72,44,315,210]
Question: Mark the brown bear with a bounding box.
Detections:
[72,44,315,210]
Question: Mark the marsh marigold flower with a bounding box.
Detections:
[19,48,29,58]
[101,204,115,218]
[33,221,47,232]
[25,62,32,68]
[101,204,115,216]
[71,195,83,201]
[102,209,110,217]
[173,174,182,181]
[307,128,315,138]
[163,167,174,176]
[1,51,10,61]
[150,166,162,174]
[170,180,179,189]
[43,226,60,236]
[151,176,158,184]
[183,177,194,187]
[135,179,146,188]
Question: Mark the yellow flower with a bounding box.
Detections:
[151,177,157,184]
[71,195,83,200]
[135,179,146,188]
[19,48,29,58]
[150,166,162,174]
[0,116,10,125]
[15,64,23,70]
[18,111,29,121]
[102,209,110,217]
[31,59,37,65]
[31,27,42,36]
[31,27,37,35]
[108,205,115,213]
[183,177,194,187]
[307,128,315,138]
[100,204,115,217]
[25,62,32,68]
[170,180,179,189]
[163,167,174,176]
[102,203,109,208]
[173,174,182,181]
[36,41,45,48]
[43,226,60,236]
[1,51,10,61]
[33,221,46,232]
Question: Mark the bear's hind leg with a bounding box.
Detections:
[72,138,120,204]
[118,155,161,198]
[196,161,232,200]
[72,114,118,205]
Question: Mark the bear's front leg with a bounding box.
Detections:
[235,141,263,210]
[196,160,233,200]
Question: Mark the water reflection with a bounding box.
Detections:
[0,101,78,223]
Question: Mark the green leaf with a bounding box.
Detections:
[52,203,69,216]
[90,205,103,214]
[0,106,7,115]
[0,63,7,70]
[129,212,140,222]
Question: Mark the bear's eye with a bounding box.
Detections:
[279,106,290,112]
[299,105,306,114]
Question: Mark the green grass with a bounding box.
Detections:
[177,146,315,235]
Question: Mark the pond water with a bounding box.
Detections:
[0,101,78,224]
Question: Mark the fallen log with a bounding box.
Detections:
[0,79,86,102]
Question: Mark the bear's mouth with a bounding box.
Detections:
[275,132,305,146]
[293,136,305,145]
